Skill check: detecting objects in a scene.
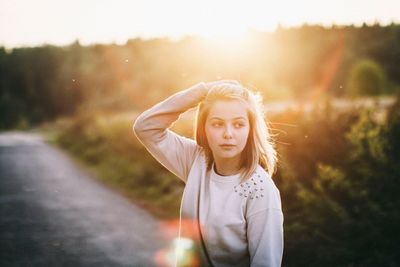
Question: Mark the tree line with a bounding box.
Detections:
[1,23,400,129]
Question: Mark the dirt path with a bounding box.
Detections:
[0,131,170,267]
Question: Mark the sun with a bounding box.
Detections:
[198,29,250,52]
[172,0,278,54]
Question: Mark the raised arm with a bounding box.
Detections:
[133,82,208,183]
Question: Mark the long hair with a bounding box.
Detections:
[194,81,277,183]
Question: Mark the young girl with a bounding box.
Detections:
[133,80,283,267]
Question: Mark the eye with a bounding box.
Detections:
[234,122,245,128]
[211,122,223,127]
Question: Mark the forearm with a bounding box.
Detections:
[133,82,207,141]
[132,82,207,181]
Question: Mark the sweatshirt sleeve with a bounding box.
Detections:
[133,82,207,183]
[246,171,284,267]
[247,208,284,267]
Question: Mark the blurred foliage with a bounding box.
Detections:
[271,97,400,266]
[1,23,400,129]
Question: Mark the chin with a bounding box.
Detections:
[217,151,240,159]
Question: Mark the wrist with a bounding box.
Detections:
[189,82,208,98]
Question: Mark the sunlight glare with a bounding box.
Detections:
[199,28,252,55]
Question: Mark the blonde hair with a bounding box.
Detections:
[194,81,277,183]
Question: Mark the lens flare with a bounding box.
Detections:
[154,219,201,267]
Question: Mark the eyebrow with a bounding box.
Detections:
[208,116,247,121]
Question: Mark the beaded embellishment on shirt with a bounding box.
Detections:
[233,172,265,199]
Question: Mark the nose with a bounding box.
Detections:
[223,125,233,139]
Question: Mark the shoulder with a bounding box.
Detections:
[240,165,282,217]
[256,165,280,196]
[196,146,206,160]
[189,146,208,169]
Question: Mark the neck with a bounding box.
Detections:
[214,157,241,176]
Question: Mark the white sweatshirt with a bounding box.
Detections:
[133,82,284,267]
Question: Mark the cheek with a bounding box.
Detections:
[239,128,250,144]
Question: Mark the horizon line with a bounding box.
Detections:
[2,20,399,50]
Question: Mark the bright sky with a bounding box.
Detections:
[1,0,399,48]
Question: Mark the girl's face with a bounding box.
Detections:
[205,100,250,164]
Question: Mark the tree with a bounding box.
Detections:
[346,59,386,96]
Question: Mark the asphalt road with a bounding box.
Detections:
[0,132,171,267]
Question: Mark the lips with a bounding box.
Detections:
[220,144,236,148]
